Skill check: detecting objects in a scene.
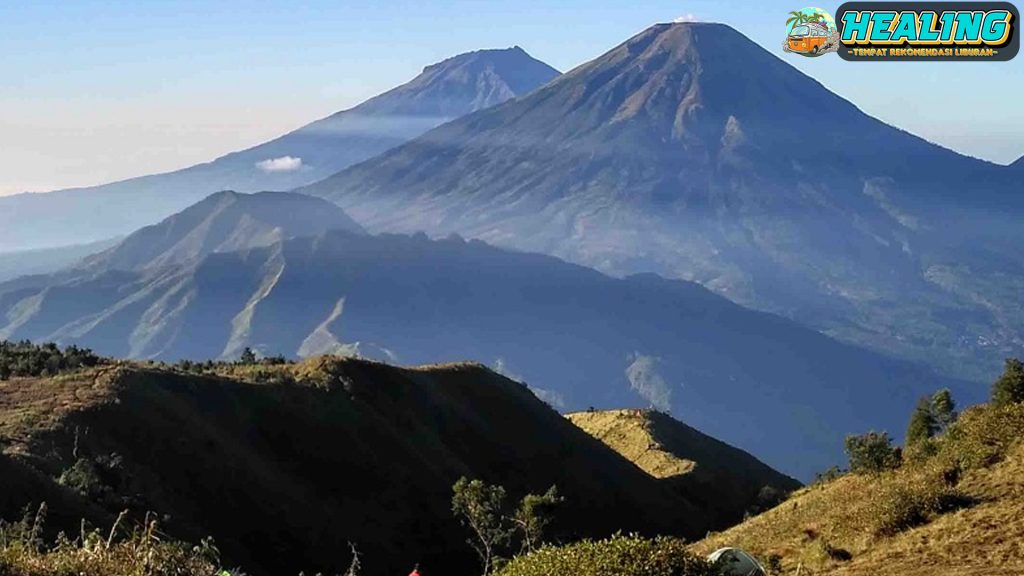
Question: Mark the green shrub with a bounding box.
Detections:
[845,431,901,474]
[991,358,1024,407]
[58,459,109,500]
[869,467,971,536]
[495,535,719,576]
[813,466,844,485]
[937,402,1024,470]
[0,341,102,380]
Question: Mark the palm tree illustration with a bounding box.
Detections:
[786,10,810,30]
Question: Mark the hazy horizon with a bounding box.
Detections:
[2,1,1021,196]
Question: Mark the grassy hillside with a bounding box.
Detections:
[693,401,1024,575]
[568,410,800,525]
[1,355,709,576]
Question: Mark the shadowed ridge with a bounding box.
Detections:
[0,358,705,576]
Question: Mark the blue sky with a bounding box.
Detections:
[1,0,1021,195]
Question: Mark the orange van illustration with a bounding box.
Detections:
[786,21,830,54]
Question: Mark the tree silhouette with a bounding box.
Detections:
[931,389,957,431]
[906,397,938,450]
[992,358,1024,406]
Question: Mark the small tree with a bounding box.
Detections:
[238,347,257,365]
[845,431,901,474]
[931,388,957,431]
[511,486,561,555]
[906,396,938,450]
[992,358,1024,407]
[452,477,511,575]
[0,362,11,381]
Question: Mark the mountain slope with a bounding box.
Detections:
[694,401,1024,575]
[0,238,120,283]
[0,218,974,478]
[302,22,1024,382]
[82,191,364,271]
[0,358,705,576]
[568,409,801,525]
[0,47,559,252]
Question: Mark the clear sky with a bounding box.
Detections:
[1,1,1021,195]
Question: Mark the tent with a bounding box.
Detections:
[707,548,767,576]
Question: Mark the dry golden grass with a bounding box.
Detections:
[0,366,121,455]
[567,409,695,478]
[0,511,220,576]
[694,405,1024,575]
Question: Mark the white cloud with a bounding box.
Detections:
[673,13,699,23]
[255,156,303,173]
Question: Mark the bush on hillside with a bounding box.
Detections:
[905,389,962,461]
[851,397,1024,538]
[844,431,901,474]
[0,341,102,380]
[813,466,845,485]
[57,459,110,501]
[512,486,563,555]
[495,535,719,576]
[868,465,971,537]
[937,402,1024,470]
[991,358,1024,407]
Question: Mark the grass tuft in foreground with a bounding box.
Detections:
[0,507,222,576]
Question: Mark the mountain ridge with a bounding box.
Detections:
[0,194,976,478]
[0,358,708,575]
[568,409,800,525]
[0,47,560,252]
[301,22,1024,382]
[81,191,364,272]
